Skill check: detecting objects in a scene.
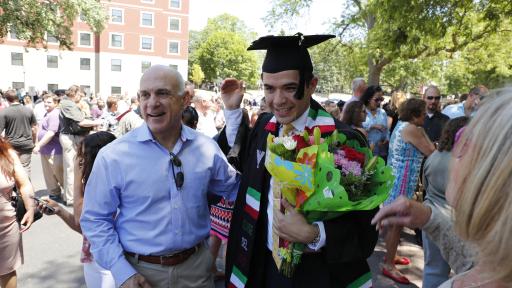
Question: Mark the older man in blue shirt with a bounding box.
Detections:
[80,65,240,288]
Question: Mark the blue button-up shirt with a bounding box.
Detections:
[80,123,240,286]
[442,101,476,119]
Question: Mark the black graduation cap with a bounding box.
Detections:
[247,33,335,99]
[247,33,335,74]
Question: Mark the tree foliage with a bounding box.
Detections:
[188,14,260,87]
[190,64,205,86]
[265,0,512,91]
[195,30,259,85]
[0,0,107,50]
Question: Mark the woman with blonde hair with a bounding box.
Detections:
[384,90,407,133]
[372,90,512,287]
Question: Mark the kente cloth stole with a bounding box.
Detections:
[229,105,336,288]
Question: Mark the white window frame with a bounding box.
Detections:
[169,0,181,9]
[111,59,122,72]
[8,28,20,41]
[111,86,122,95]
[78,31,93,47]
[47,55,59,68]
[46,32,59,44]
[167,40,180,55]
[11,52,23,66]
[141,0,154,3]
[140,11,154,28]
[109,32,124,49]
[168,17,181,32]
[140,36,154,52]
[80,58,91,70]
[109,7,124,25]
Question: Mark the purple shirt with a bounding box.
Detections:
[37,108,62,155]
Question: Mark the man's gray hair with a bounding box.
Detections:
[424,85,440,96]
[352,78,366,93]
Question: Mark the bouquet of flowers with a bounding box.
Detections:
[265,127,394,277]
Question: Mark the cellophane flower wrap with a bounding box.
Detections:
[264,127,394,277]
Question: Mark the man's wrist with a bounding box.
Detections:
[307,223,320,244]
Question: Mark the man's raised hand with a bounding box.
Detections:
[221,78,245,110]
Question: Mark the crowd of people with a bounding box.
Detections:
[0,33,511,288]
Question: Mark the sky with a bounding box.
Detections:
[189,0,343,37]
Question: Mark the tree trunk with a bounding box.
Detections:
[367,56,391,86]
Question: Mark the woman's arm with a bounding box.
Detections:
[73,157,85,230]
[403,124,435,156]
[10,150,35,232]
[39,199,81,233]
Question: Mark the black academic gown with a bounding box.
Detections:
[220,101,378,288]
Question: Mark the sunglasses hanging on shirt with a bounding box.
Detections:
[169,152,184,190]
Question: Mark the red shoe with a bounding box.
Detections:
[382,267,410,285]
[384,256,411,265]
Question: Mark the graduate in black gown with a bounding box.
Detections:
[218,34,378,288]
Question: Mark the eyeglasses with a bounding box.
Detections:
[169,152,184,190]
[426,96,441,101]
[374,97,384,103]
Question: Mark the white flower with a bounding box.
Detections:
[273,137,282,144]
[282,136,297,150]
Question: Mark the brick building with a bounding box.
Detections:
[0,0,189,98]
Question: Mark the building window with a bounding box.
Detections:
[169,64,178,71]
[12,82,25,89]
[48,84,58,92]
[9,28,18,40]
[47,55,58,68]
[79,13,86,21]
[141,0,154,3]
[141,61,151,73]
[111,86,122,94]
[47,33,58,43]
[110,33,123,48]
[110,8,124,24]
[79,32,92,47]
[168,17,180,32]
[169,0,181,9]
[80,58,91,70]
[167,40,180,54]
[111,59,122,71]
[11,52,23,66]
[140,36,153,51]
[140,12,154,27]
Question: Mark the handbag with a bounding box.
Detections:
[10,188,43,224]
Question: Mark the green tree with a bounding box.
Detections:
[188,14,260,86]
[265,0,512,85]
[0,0,107,50]
[195,30,259,85]
[190,64,205,86]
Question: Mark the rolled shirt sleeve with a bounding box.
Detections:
[80,151,137,287]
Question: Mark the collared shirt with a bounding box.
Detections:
[442,101,476,119]
[423,111,449,142]
[80,123,240,286]
[362,108,389,145]
[224,108,327,253]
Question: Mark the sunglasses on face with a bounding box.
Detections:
[373,97,384,103]
[426,96,441,100]
[169,152,184,190]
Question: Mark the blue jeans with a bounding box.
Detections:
[423,232,451,288]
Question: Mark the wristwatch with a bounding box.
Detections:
[309,223,321,245]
